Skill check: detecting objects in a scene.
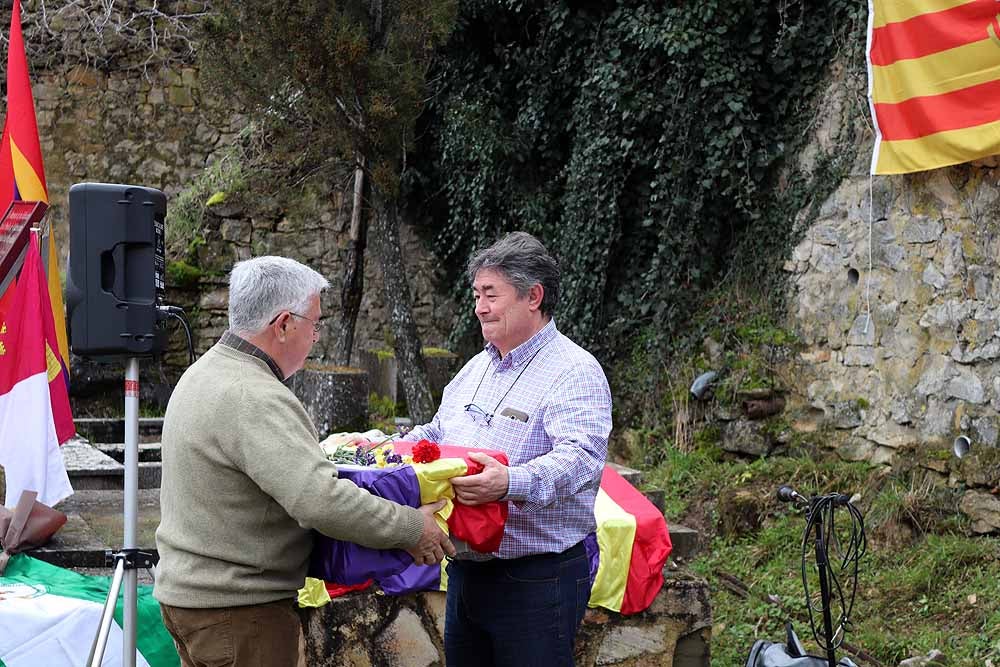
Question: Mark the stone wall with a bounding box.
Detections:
[784,162,1000,531]
[167,197,458,371]
[4,2,460,394]
[4,2,239,264]
[299,569,711,667]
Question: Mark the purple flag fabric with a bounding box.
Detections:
[308,465,421,585]
[378,561,442,595]
[583,532,600,582]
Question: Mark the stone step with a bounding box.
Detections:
[94,442,162,463]
[643,488,665,512]
[667,524,701,563]
[606,462,670,513]
[28,512,111,568]
[607,461,643,486]
[73,417,164,444]
[29,489,162,570]
[63,439,162,490]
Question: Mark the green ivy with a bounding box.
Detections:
[413,0,867,374]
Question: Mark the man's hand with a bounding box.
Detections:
[405,499,456,566]
[451,452,509,506]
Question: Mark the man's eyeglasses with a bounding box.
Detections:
[269,311,322,334]
[463,403,493,426]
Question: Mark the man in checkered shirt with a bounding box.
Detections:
[404,231,612,666]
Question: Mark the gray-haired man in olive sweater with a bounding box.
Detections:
[154,256,454,666]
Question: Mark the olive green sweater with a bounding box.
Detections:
[154,343,423,608]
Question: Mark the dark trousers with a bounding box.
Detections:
[444,542,591,667]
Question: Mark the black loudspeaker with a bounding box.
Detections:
[66,183,168,358]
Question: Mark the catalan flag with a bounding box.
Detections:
[308,443,671,615]
[1,0,73,443]
[868,0,1000,174]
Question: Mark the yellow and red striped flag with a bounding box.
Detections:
[868,0,1000,174]
[1,0,73,443]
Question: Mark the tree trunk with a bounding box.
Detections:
[369,189,435,423]
[331,160,368,365]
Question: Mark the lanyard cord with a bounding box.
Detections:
[468,341,551,415]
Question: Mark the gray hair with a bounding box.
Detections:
[467,231,560,316]
[228,256,329,335]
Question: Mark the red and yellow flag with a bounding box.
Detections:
[1,0,73,442]
[868,0,1000,174]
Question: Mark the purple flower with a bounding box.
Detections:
[355,449,377,466]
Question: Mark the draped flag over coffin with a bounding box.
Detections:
[868,0,1000,174]
[308,444,671,616]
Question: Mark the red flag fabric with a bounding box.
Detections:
[0,233,73,507]
[392,440,511,552]
[5,0,48,203]
[0,124,14,205]
[0,277,15,323]
[596,465,672,615]
[2,0,74,442]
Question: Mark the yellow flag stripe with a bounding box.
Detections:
[588,488,635,612]
[872,0,979,29]
[439,557,449,592]
[9,137,49,203]
[45,342,62,382]
[871,39,1000,104]
[875,116,1000,173]
[47,230,70,371]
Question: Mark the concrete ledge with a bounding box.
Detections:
[63,440,161,490]
[668,524,702,563]
[27,513,111,569]
[300,567,711,666]
[63,439,123,490]
[607,461,643,486]
[94,442,163,463]
[74,417,165,444]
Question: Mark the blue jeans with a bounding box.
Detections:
[444,542,591,667]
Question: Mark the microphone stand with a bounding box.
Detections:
[806,496,839,667]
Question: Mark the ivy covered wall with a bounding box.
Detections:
[414,0,868,368]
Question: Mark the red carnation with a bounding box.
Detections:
[412,440,441,464]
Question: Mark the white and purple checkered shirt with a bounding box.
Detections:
[406,319,612,559]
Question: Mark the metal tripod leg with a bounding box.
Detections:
[87,555,126,666]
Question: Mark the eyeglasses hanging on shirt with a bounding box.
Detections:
[464,341,550,427]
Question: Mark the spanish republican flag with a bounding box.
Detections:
[868,0,1000,174]
[308,443,672,615]
[1,1,72,405]
[0,234,73,508]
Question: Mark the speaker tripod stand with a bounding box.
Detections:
[87,358,155,667]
